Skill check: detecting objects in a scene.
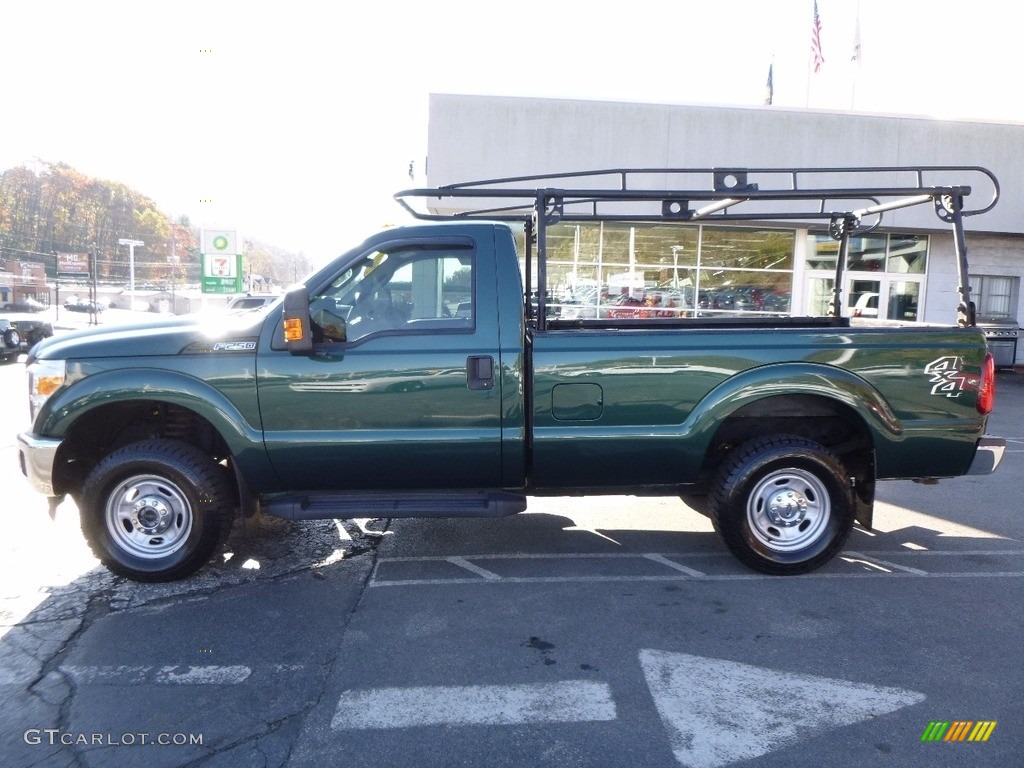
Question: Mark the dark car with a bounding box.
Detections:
[0,319,21,363]
[4,298,48,313]
[64,298,105,313]
[226,294,280,311]
[8,316,54,352]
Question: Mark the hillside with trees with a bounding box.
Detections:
[0,161,310,288]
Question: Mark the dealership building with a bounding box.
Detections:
[424,94,1024,365]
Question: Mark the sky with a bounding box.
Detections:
[1,0,1016,266]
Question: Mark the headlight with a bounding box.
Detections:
[28,359,66,423]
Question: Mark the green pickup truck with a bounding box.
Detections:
[18,167,1005,581]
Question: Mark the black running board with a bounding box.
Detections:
[261,491,528,521]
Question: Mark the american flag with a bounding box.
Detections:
[811,0,825,72]
[764,63,774,105]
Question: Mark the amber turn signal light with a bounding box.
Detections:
[283,318,304,342]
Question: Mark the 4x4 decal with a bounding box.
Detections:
[925,356,980,397]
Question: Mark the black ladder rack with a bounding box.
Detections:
[394,166,1000,329]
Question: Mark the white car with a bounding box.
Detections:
[852,292,879,318]
[226,294,279,311]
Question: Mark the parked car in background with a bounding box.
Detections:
[3,298,48,313]
[1,301,54,352]
[8,316,54,352]
[226,294,280,311]
[64,297,105,314]
[0,319,21,362]
[852,292,880,318]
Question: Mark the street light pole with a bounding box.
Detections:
[117,238,145,300]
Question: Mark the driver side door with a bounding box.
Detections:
[257,236,504,491]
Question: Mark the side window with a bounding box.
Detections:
[310,246,474,344]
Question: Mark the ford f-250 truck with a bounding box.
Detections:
[18,166,1005,581]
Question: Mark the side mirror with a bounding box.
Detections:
[282,286,313,353]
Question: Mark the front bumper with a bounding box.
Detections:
[17,432,63,496]
[967,436,1006,475]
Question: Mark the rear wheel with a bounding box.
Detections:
[709,436,854,575]
[79,439,234,581]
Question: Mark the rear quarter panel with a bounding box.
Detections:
[529,324,989,488]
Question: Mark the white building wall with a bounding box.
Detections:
[428,94,1021,232]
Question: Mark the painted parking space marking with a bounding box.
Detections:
[842,551,929,575]
[1001,437,1024,453]
[640,650,925,768]
[447,555,501,580]
[331,681,616,730]
[59,664,273,685]
[643,552,707,577]
[369,551,1024,587]
[327,652,926,766]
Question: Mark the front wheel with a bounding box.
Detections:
[709,436,855,575]
[79,439,235,581]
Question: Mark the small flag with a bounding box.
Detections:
[764,63,774,105]
[811,0,825,72]
[851,15,861,63]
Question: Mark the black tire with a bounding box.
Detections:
[708,436,854,575]
[79,439,235,582]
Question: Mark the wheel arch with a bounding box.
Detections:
[41,368,273,504]
[684,363,893,528]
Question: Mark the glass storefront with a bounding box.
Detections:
[539,222,795,319]
[525,222,929,322]
[805,232,927,321]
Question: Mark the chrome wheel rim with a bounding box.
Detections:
[746,468,830,552]
[104,474,193,559]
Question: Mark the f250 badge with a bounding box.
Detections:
[185,339,259,354]
[213,341,257,352]
[924,356,980,397]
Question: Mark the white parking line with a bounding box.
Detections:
[154,666,252,684]
[881,549,1024,556]
[447,556,501,580]
[368,551,1024,587]
[643,553,706,578]
[843,552,928,575]
[61,664,254,685]
[331,681,616,730]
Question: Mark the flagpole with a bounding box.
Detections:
[851,1,861,110]
[808,0,824,108]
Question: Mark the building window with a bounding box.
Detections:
[541,222,795,318]
[970,274,1018,320]
[805,232,928,320]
